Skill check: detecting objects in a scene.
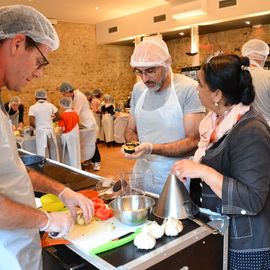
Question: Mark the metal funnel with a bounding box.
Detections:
[153,173,199,220]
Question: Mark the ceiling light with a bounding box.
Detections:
[172,9,206,20]
[170,0,207,20]
[245,21,251,25]
[95,6,99,10]
[179,32,184,36]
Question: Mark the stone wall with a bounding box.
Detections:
[168,24,270,72]
[2,21,270,125]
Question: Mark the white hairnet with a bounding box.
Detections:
[9,96,21,105]
[93,88,102,97]
[59,81,74,93]
[35,89,47,99]
[0,5,59,51]
[84,91,93,98]
[242,39,269,61]
[130,37,172,68]
[59,97,72,109]
[103,94,114,103]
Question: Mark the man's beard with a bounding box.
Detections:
[145,68,168,92]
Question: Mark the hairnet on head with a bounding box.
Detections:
[84,91,93,98]
[35,89,47,99]
[130,37,172,68]
[59,97,72,109]
[59,81,74,93]
[9,96,21,105]
[93,88,102,97]
[0,5,59,51]
[103,94,114,103]
[242,39,269,61]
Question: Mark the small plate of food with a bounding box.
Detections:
[122,141,140,154]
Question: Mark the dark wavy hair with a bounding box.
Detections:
[202,54,255,106]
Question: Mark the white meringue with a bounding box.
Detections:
[145,221,164,239]
[162,217,183,236]
[134,229,156,250]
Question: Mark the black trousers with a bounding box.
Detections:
[90,143,101,163]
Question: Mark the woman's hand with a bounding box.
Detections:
[172,159,223,198]
[172,159,206,181]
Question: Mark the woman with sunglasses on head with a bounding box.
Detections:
[172,53,270,270]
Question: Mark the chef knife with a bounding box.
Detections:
[90,227,141,255]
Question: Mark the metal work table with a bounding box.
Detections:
[19,150,229,270]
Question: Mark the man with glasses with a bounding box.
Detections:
[0,5,94,270]
[123,37,205,194]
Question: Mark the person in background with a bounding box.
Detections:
[59,81,101,171]
[101,94,115,147]
[0,5,94,270]
[91,88,103,141]
[29,89,60,161]
[84,91,94,108]
[58,97,81,169]
[123,37,205,194]
[124,92,132,109]
[172,53,270,270]
[241,39,270,125]
[4,96,24,130]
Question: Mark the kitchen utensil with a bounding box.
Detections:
[153,173,220,234]
[65,217,141,254]
[153,173,193,219]
[120,171,145,196]
[20,154,45,166]
[90,227,141,255]
[109,195,155,226]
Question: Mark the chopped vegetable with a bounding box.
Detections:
[95,208,113,220]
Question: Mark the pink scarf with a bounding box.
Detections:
[193,103,250,163]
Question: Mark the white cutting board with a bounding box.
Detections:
[65,217,142,255]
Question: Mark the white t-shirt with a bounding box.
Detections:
[130,73,205,115]
[28,100,58,130]
[250,67,270,123]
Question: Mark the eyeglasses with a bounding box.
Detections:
[32,41,50,69]
[133,67,160,78]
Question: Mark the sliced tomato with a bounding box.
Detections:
[93,202,106,212]
[91,197,104,204]
[78,190,98,199]
[95,208,113,220]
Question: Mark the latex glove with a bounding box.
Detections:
[58,188,94,224]
[122,142,153,159]
[40,211,74,238]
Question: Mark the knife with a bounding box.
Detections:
[90,227,141,255]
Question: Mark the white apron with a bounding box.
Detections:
[134,76,189,194]
[35,128,59,161]
[8,108,19,127]
[61,124,81,169]
[101,113,114,142]
[80,128,96,162]
[93,112,102,140]
[0,110,42,270]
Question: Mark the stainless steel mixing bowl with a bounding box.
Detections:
[109,195,155,226]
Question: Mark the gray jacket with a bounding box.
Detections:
[201,108,270,251]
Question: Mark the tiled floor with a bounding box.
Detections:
[84,142,135,180]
